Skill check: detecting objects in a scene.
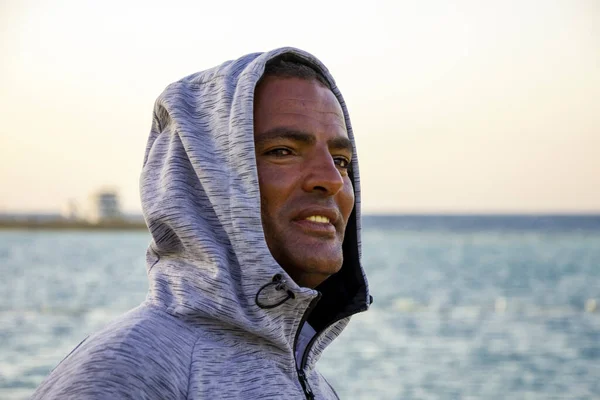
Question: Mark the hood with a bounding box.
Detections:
[140,47,371,367]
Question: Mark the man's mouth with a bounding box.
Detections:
[292,210,338,237]
[304,215,331,224]
[294,207,339,226]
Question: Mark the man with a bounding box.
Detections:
[32,47,371,399]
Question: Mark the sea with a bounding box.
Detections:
[1,215,599,399]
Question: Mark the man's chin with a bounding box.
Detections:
[285,251,343,288]
[266,229,344,287]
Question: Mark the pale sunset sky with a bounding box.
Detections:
[1,0,598,214]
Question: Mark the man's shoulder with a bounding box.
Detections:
[100,303,198,341]
[31,304,199,399]
[80,304,200,358]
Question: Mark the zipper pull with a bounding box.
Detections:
[298,370,315,400]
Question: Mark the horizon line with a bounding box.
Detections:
[1,210,600,217]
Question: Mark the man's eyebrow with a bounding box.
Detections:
[328,136,353,155]
[254,128,316,146]
[255,128,353,155]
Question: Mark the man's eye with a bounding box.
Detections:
[334,157,351,169]
[266,148,292,157]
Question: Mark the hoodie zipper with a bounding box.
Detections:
[297,302,370,400]
[298,369,315,399]
[294,294,321,400]
[294,293,370,399]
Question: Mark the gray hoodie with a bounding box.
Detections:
[32,47,371,400]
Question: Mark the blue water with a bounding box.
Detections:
[1,215,599,399]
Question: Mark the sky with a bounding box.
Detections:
[1,0,599,214]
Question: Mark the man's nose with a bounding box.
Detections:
[302,149,344,195]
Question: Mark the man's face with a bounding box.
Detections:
[254,76,355,289]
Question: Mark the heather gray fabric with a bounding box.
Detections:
[32,47,371,400]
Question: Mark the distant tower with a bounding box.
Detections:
[88,189,122,223]
[61,199,80,221]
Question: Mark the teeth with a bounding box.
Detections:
[306,215,330,224]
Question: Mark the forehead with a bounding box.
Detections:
[253,77,347,137]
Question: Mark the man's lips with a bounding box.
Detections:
[291,207,340,237]
[293,207,340,225]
